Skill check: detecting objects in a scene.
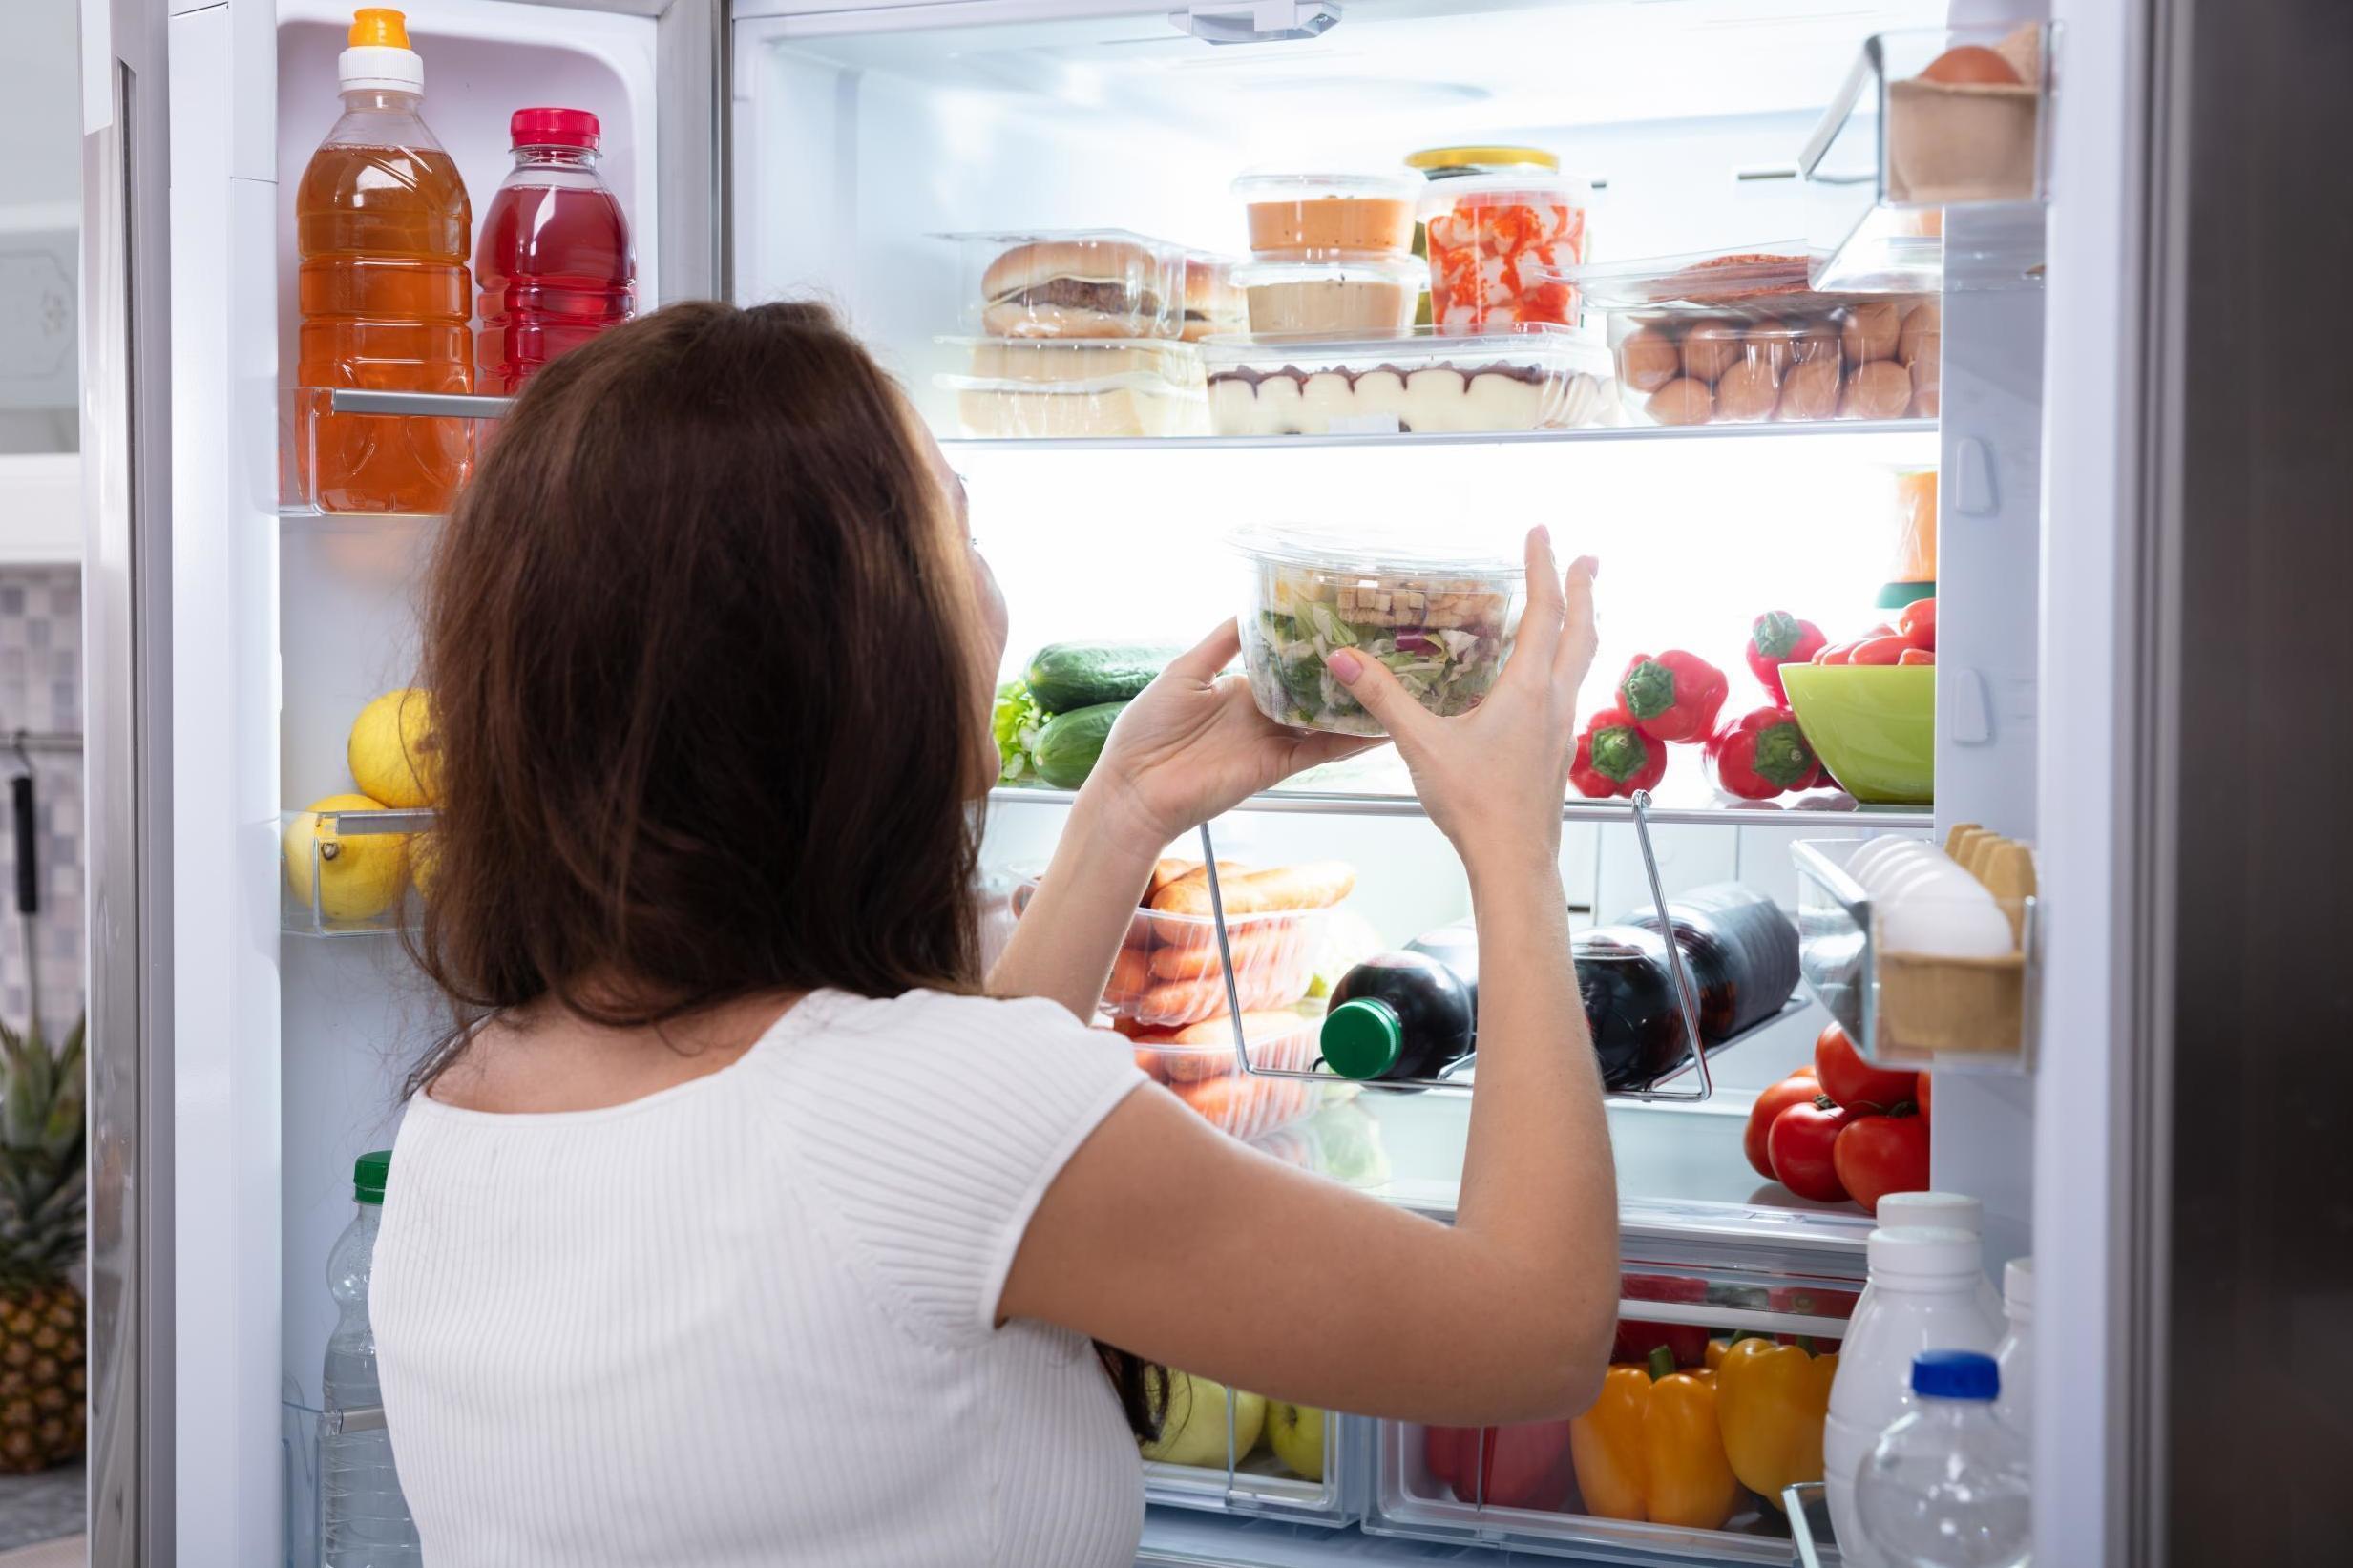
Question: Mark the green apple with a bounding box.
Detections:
[1140,1371,1266,1470]
[1264,1402,1327,1481]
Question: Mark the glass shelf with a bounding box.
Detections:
[991,782,1934,831]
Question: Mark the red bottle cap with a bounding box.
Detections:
[510,107,600,151]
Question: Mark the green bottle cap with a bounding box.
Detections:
[1875,579,1935,610]
[1321,997,1404,1080]
[354,1150,392,1205]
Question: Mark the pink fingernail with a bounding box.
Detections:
[1327,649,1363,682]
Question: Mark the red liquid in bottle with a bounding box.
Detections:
[475,107,635,395]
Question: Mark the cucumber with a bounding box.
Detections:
[1024,642,1178,714]
[1032,701,1125,788]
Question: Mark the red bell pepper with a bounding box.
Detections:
[1747,612,1828,703]
[1617,1272,1712,1368]
[1849,635,1911,666]
[1619,651,1730,743]
[1571,707,1670,799]
[1423,1421,1575,1510]
[1707,706,1826,799]
[1897,596,1937,651]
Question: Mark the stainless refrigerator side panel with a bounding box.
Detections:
[2160,0,2353,1560]
[657,0,729,302]
[81,0,176,1558]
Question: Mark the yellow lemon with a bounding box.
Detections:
[284,793,410,924]
[348,688,440,808]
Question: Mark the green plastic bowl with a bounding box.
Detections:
[1781,664,1935,805]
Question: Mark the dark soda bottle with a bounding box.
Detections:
[1628,883,1799,1042]
[1403,921,1480,1039]
[1572,925,1689,1089]
[475,107,635,394]
[1320,951,1475,1081]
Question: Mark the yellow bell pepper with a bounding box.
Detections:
[1567,1347,1740,1531]
[1713,1334,1838,1510]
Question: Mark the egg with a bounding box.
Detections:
[1920,45,2020,86]
[1841,360,1916,421]
[1898,302,1942,368]
[1714,358,1782,422]
[1791,320,1841,363]
[1680,322,1745,384]
[1746,317,1796,375]
[1880,868,2016,957]
[1619,325,1682,393]
[1850,837,1926,878]
[1647,377,1715,426]
[1841,302,1903,365]
[1777,357,1842,421]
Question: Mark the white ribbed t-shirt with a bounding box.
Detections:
[371,988,1149,1568]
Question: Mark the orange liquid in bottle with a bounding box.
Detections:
[295,50,474,513]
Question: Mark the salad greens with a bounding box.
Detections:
[993,679,1046,783]
[1244,567,1515,736]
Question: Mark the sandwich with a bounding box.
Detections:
[982,239,1169,339]
[1180,256,1247,343]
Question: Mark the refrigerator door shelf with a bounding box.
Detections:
[1799,23,2057,294]
[279,806,435,938]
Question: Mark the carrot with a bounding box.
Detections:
[1172,1010,1314,1047]
[1107,945,1152,1002]
[1172,1073,1313,1137]
[1134,967,1303,1027]
[1145,860,1250,913]
[1151,861,1357,917]
[1131,1046,1171,1083]
[1147,858,1203,903]
[1164,1011,1315,1082]
[1147,921,1294,981]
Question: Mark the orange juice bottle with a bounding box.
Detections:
[295,9,473,514]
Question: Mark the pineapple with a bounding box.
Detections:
[0,1014,85,1473]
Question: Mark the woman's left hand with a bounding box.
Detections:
[1085,619,1380,848]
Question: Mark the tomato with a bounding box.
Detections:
[1897,596,1937,651]
[1834,1111,1932,1215]
[1813,1021,1919,1113]
[1767,1095,1855,1202]
[1850,635,1912,666]
[1898,648,1935,666]
[1745,1072,1827,1180]
[1814,641,1859,666]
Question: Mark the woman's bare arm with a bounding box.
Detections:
[1002,535,1618,1424]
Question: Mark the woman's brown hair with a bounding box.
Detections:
[406,299,1160,1440]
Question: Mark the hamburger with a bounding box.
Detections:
[1180,255,1247,343]
[982,238,1171,339]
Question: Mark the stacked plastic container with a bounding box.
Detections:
[933,230,1209,437]
[1203,153,1613,437]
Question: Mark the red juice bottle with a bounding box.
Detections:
[475,108,635,394]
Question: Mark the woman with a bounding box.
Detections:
[371,300,1617,1568]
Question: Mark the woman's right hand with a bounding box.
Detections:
[1325,529,1599,874]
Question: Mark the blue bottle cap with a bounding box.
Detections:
[1911,1348,1999,1400]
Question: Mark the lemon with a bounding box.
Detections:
[348,688,440,808]
[284,793,410,924]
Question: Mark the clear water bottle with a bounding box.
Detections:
[1856,1350,2031,1568]
[323,1151,421,1566]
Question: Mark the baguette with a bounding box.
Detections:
[1151,860,1357,917]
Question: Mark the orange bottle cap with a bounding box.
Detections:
[349,9,410,49]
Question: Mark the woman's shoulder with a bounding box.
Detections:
[757,987,1134,1090]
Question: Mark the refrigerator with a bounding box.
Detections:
[76,0,2301,1562]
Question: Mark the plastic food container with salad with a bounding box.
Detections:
[1567,246,1940,426]
[1410,146,1592,335]
[1233,525,1526,736]
[1200,327,1614,437]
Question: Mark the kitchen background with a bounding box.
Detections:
[0,0,83,1046]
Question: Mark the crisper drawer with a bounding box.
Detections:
[1142,1381,1367,1527]
[1366,1255,1859,1564]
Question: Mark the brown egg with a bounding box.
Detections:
[1777,358,1841,421]
[1920,45,2020,85]
[1746,317,1796,375]
[1898,301,1942,368]
[1911,387,1941,419]
[1841,302,1903,365]
[1619,325,1682,393]
[1680,322,1744,384]
[1841,360,1915,420]
[1648,377,1715,426]
[1713,358,1781,423]
[1790,319,1841,364]
[1910,343,1941,409]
